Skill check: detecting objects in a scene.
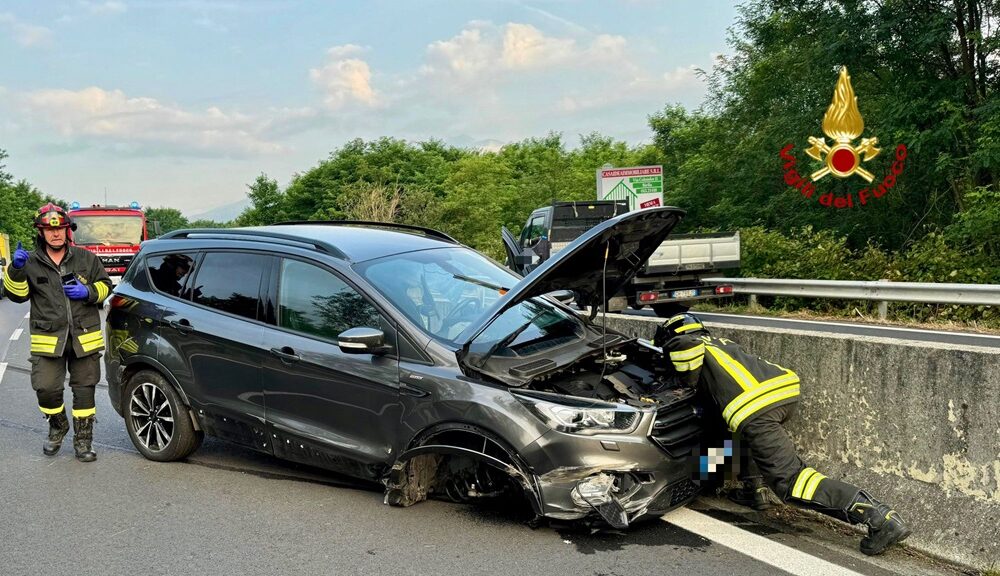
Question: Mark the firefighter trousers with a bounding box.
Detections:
[29,348,100,418]
[740,403,859,515]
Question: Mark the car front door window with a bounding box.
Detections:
[278,259,382,341]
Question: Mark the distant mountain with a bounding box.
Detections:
[187,198,251,223]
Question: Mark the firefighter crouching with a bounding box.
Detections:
[3,203,112,462]
[654,314,911,556]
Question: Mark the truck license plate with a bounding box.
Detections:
[671,289,698,299]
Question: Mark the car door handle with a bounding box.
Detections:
[168,319,192,334]
[400,383,429,398]
[270,346,301,363]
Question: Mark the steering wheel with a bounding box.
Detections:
[440,298,481,333]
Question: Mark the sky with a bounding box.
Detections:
[0,0,740,218]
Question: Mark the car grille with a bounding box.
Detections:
[650,387,703,459]
[650,478,702,511]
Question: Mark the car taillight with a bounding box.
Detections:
[714,285,733,295]
[638,292,658,302]
[109,295,128,308]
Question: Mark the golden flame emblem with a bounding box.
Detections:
[805,67,880,182]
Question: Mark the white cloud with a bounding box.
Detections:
[422,22,629,82]
[17,87,287,156]
[310,45,378,110]
[500,23,575,69]
[0,13,54,47]
[79,1,128,14]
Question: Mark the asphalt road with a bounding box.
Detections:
[0,299,967,576]
[625,309,1000,349]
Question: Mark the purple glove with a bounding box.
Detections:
[11,241,29,269]
[64,280,90,301]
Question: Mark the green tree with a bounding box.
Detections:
[236,173,286,226]
[188,219,230,228]
[652,0,999,251]
[282,138,465,221]
[144,207,189,237]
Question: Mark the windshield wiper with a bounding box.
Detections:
[452,274,509,292]
[477,309,546,368]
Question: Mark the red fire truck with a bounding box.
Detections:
[68,202,150,281]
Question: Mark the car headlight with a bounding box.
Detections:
[513,390,642,435]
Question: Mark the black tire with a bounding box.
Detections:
[651,303,689,318]
[123,369,202,461]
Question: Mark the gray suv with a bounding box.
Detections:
[105,208,707,528]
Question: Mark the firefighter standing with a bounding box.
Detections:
[655,313,911,556]
[3,204,112,462]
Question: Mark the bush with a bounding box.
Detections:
[734,226,999,327]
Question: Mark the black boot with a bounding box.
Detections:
[847,491,911,555]
[43,411,70,456]
[728,476,773,511]
[73,416,97,462]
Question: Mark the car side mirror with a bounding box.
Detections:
[337,327,391,355]
[546,289,575,304]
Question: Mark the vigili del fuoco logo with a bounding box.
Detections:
[779,67,907,209]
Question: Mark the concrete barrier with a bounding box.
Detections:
[603,313,1000,569]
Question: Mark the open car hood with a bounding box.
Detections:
[456,206,685,349]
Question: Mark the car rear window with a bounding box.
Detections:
[191,252,268,320]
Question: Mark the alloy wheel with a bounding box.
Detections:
[129,382,174,452]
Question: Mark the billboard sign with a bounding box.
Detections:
[596,165,663,211]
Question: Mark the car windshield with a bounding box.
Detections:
[356,247,582,349]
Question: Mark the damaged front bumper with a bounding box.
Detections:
[523,416,702,528]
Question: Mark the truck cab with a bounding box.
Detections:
[69,203,149,282]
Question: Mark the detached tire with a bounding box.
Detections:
[124,369,202,461]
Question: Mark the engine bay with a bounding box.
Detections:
[522,338,694,408]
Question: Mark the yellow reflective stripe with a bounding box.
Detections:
[72,407,96,418]
[80,339,104,352]
[722,371,800,423]
[94,282,110,302]
[803,472,826,501]
[728,385,800,431]
[39,404,64,415]
[672,356,705,372]
[669,343,705,361]
[78,331,103,344]
[31,346,57,354]
[4,275,29,297]
[667,314,686,325]
[792,468,818,499]
[706,345,758,391]
[31,334,59,344]
[674,323,703,333]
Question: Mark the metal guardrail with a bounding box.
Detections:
[702,278,1000,318]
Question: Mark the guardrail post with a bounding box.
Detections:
[877,279,889,320]
[749,294,758,308]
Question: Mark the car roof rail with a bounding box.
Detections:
[271,220,459,244]
[158,228,347,259]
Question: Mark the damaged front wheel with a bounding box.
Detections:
[384,426,542,523]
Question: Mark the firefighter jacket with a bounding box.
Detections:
[3,246,112,358]
[664,333,800,433]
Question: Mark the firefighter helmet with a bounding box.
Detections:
[654,313,707,345]
[34,203,74,230]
